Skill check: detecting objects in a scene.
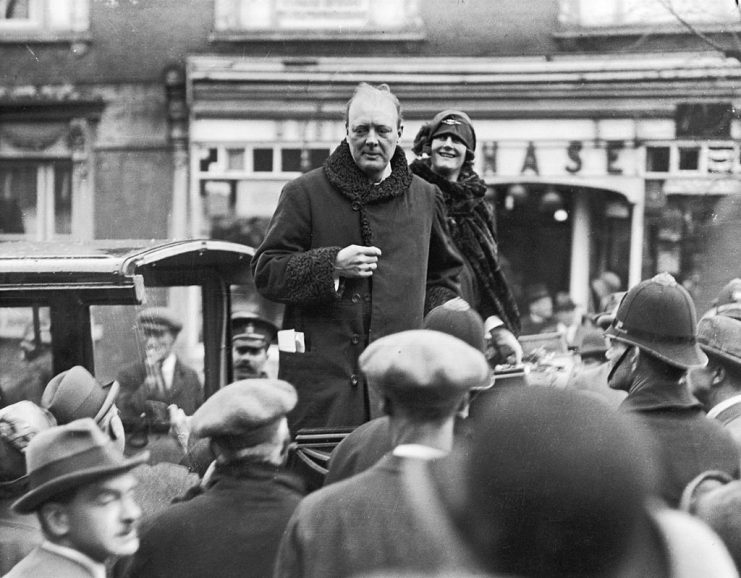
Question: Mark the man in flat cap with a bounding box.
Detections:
[116,307,203,447]
[688,313,741,451]
[231,312,277,380]
[5,418,146,578]
[124,379,304,578]
[274,329,489,578]
[325,297,491,485]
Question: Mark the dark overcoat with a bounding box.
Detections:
[274,454,471,578]
[116,357,203,423]
[252,142,462,431]
[123,462,304,578]
[621,378,741,507]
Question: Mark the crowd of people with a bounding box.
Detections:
[2,81,741,577]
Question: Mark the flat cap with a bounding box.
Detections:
[190,379,297,447]
[136,307,182,334]
[360,329,490,410]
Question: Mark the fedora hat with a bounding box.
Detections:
[136,307,183,334]
[12,418,148,514]
[42,366,119,426]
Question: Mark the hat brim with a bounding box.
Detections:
[12,450,149,514]
[94,380,120,424]
[699,343,741,369]
[604,329,707,369]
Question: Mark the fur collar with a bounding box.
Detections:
[324,140,413,245]
[324,140,412,205]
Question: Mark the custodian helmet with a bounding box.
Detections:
[604,273,707,369]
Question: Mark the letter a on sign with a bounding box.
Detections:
[521,142,539,175]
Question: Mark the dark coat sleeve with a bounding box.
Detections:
[424,188,464,314]
[252,181,343,307]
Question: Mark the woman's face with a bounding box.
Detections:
[430,133,467,180]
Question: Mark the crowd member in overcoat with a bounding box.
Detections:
[6,419,146,578]
[605,273,741,507]
[325,297,488,485]
[688,313,741,451]
[274,330,490,578]
[123,379,304,578]
[0,401,56,575]
[252,82,463,432]
[410,109,520,335]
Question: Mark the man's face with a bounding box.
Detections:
[233,339,269,379]
[430,133,467,179]
[62,472,141,562]
[606,338,633,392]
[687,363,717,411]
[142,328,175,363]
[529,296,553,320]
[346,93,401,182]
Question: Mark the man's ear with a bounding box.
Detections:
[397,124,404,139]
[39,502,71,539]
[711,363,727,387]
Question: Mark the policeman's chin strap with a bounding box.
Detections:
[607,344,633,384]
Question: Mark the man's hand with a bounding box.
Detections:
[168,404,191,453]
[335,245,382,278]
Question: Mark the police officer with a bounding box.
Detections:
[231,312,277,380]
[605,273,740,507]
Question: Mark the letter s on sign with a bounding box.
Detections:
[565,141,582,174]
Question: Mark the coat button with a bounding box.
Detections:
[351,334,360,344]
[351,201,360,211]
[351,293,360,303]
[363,294,371,303]
[350,374,359,387]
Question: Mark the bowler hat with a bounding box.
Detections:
[136,307,182,334]
[42,366,119,426]
[12,418,148,514]
[360,329,490,412]
[231,312,278,349]
[190,379,296,448]
[424,298,485,353]
[697,314,741,369]
[578,329,607,360]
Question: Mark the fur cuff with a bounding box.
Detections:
[284,247,342,305]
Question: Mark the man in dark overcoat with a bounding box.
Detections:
[123,379,304,578]
[251,82,462,432]
[605,273,740,507]
[274,330,489,578]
